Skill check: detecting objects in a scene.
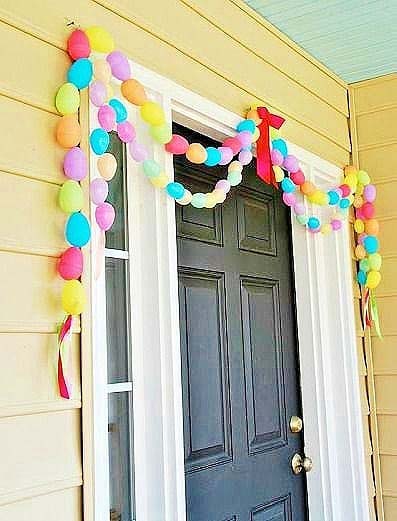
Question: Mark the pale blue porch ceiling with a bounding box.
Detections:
[244,0,397,83]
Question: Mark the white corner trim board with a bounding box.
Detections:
[86,60,370,521]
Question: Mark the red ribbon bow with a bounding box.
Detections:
[256,107,285,187]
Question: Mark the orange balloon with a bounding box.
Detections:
[344,165,358,176]
[300,181,316,196]
[365,218,379,236]
[246,108,261,125]
[97,153,117,181]
[355,244,366,260]
[186,143,207,164]
[56,114,81,148]
[121,79,147,106]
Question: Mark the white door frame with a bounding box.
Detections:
[87,61,370,521]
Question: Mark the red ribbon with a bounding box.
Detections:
[58,314,72,399]
[256,107,285,187]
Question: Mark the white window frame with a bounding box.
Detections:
[84,61,370,521]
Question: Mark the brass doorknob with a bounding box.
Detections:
[291,453,313,475]
[290,415,303,433]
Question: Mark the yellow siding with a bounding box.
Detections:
[350,74,397,521]
[0,0,350,518]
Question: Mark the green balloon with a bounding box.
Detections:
[55,83,80,115]
[368,252,382,271]
[228,171,242,186]
[191,193,206,209]
[150,124,172,144]
[296,215,308,225]
[359,258,370,273]
[58,180,83,214]
[142,159,161,178]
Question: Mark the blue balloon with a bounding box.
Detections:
[90,128,109,155]
[363,235,379,254]
[281,177,295,193]
[65,212,91,247]
[328,190,340,205]
[357,270,367,285]
[109,98,128,123]
[272,138,288,157]
[236,119,256,134]
[67,58,93,89]
[308,216,320,230]
[166,182,185,199]
[204,147,221,166]
[340,198,350,209]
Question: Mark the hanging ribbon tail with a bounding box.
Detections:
[362,287,371,330]
[95,230,106,280]
[256,106,285,188]
[57,314,73,399]
[369,292,382,339]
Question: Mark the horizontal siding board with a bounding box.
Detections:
[375,376,397,413]
[0,409,81,500]
[358,145,397,182]
[0,333,81,409]
[380,455,397,495]
[378,416,397,454]
[0,171,66,256]
[356,107,397,148]
[352,75,397,114]
[0,96,64,184]
[0,0,349,165]
[372,335,397,373]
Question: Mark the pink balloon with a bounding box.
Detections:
[96,202,115,231]
[283,192,296,207]
[98,105,116,132]
[63,147,88,181]
[58,247,83,280]
[129,140,148,162]
[218,147,234,165]
[283,154,299,173]
[106,51,131,81]
[364,184,376,203]
[215,179,231,193]
[294,202,305,215]
[117,121,136,143]
[165,134,189,154]
[89,81,107,107]
[237,131,252,148]
[331,219,342,231]
[90,178,108,205]
[271,149,283,166]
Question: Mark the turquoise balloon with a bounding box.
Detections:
[363,235,379,254]
[339,198,350,209]
[65,212,91,247]
[90,128,109,155]
[109,98,128,123]
[67,58,93,89]
[272,138,288,157]
[308,216,320,229]
[357,270,367,285]
[204,147,221,166]
[166,182,185,199]
[143,159,161,178]
[191,193,206,208]
[281,177,295,193]
[236,119,256,134]
[328,190,340,205]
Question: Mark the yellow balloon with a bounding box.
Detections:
[62,280,86,315]
[344,173,357,190]
[150,173,169,189]
[205,193,217,208]
[366,270,381,290]
[321,224,332,235]
[150,123,172,144]
[212,189,227,204]
[140,102,165,126]
[270,127,281,140]
[85,26,115,53]
[55,83,80,115]
[176,189,192,206]
[273,166,284,182]
[58,180,83,214]
[354,219,365,234]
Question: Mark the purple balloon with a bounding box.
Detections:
[283,192,296,207]
[129,140,148,162]
[294,202,305,215]
[89,81,107,107]
[63,147,88,181]
[283,154,299,173]
[237,131,252,148]
[215,179,231,193]
[218,147,234,165]
[90,178,108,205]
[364,184,376,203]
[239,149,252,165]
[117,121,136,143]
[106,51,131,81]
[271,149,283,166]
[95,202,115,231]
[98,105,116,132]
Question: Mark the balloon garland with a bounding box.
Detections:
[54,26,381,398]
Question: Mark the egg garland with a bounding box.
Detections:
[54,23,382,400]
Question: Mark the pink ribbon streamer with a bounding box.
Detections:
[58,314,72,399]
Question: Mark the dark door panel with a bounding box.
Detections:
[175,124,308,521]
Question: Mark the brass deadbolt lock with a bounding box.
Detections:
[290,415,303,433]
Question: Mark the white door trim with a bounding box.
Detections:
[88,60,370,521]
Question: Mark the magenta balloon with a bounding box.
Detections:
[63,147,88,181]
[90,178,108,205]
[89,81,107,107]
[95,202,115,231]
[98,105,116,132]
[106,51,131,81]
[129,140,148,162]
[218,147,234,165]
[117,121,136,143]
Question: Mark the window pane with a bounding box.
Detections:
[108,392,135,521]
[106,132,127,251]
[106,257,130,383]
